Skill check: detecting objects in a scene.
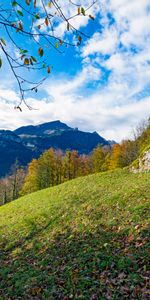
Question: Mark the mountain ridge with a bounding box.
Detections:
[0,120,111,177]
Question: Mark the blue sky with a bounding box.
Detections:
[0,0,150,141]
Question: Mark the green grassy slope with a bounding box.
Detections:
[0,169,150,299]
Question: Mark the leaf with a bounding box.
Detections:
[25,0,30,5]
[31,56,37,62]
[78,36,82,43]
[45,17,49,26]
[35,13,40,19]
[48,1,52,8]
[34,0,36,8]
[21,55,25,60]
[47,66,51,74]
[0,38,6,46]
[17,10,23,17]
[24,58,29,65]
[78,7,81,15]
[12,1,17,7]
[20,49,28,54]
[38,47,44,57]
[89,14,94,20]
[81,7,86,16]
[37,24,41,30]
[0,57,2,68]
[30,58,33,65]
[18,21,23,30]
[77,36,82,46]
[59,39,63,46]
[55,42,58,49]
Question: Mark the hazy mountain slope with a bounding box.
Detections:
[0,169,149,299]
[0,130,34,177]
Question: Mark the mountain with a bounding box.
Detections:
[14,120,71,136]
[14,120,109,153]
[0,121,110,177]
[0,130,34,177]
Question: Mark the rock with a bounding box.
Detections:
[131,149,150,173]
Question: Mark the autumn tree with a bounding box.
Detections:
[119,140,138,167]
[38,148,56,188]
[21,148,61,194]
[63,150,80,180]
[78,154,92,176]
[55,150,63,185]
[92,145,109,172]
[108,144,122,170]
[21,158,39,195]
[0,0,96,108]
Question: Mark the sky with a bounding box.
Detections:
[0,0,150,141]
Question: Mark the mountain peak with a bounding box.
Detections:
[14,120,71,136]
[0,121,112,177]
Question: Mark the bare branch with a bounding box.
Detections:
[0,0,96,109]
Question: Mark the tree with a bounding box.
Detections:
[0,177,10,205]
[55,150,63,185]
[10,160,26,200]
[21,158,39,195]
[109,144,122,170]
[63,150,79,180]
[0,0,95,109]
[119,140,138,167]
[92,145,109,172]
[0,161,25,204]
[38,148,56,188]
[78,154,92,176]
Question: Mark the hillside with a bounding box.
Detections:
[0,169,150,299]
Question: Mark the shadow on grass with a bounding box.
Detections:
[0,221,149,300]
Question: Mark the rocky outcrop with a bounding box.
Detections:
[139,149,150,171]
[131,148,150,173]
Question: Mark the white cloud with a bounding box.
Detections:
[0,70,150,142]
[82,26,118,57]
[0,0,150,142]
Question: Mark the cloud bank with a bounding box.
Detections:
[0,0,150,141]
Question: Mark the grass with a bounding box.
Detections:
[0,169,150,299]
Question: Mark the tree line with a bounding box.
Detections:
[0,118,149,205]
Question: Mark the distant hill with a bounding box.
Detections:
[0,121,110,177]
